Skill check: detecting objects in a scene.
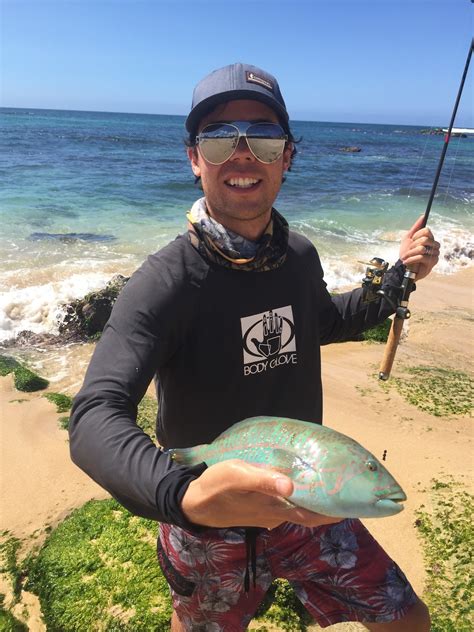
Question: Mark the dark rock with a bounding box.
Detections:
[58,274,130,340]
[1,330,66,348]
[29,232,116,243]
[420,128,444,135]
[444,244,474,261]
[339,146,362,152]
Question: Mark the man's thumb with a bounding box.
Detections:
[272,474,293,497]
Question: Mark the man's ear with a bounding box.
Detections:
[282,143,293,171]
[187,147,201,178]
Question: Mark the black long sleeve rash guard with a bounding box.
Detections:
[69,230,405,528]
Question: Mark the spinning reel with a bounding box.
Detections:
[361,257,410,320]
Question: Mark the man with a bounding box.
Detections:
[70,63,439,631]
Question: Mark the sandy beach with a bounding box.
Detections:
[1,267,472,631]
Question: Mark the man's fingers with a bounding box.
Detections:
[209,460,294,498]
[405,215,425,239]
[180,460,342,529]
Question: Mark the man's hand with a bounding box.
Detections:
[180,459,341,530]
[399,215,440,281]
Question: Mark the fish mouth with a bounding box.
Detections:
[375,490,407,513]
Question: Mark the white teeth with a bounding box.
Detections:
[227,177,259,188]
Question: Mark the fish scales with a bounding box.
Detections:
[169,416,407,519]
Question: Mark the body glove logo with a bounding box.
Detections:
[241,305,297,375]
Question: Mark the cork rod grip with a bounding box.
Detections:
[378,316,405,380]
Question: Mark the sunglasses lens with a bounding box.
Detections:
[246,123,287,163]
[197,122,287,164]
[198,124,239,164]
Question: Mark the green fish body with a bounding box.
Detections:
[169,416,406,519]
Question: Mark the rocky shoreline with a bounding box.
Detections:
[1,274,129,349]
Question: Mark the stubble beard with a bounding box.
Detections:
[203,186,275,233]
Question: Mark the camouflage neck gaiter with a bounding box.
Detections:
[186,197,288,272]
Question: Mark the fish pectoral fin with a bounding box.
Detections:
[279,496,298,510]
[271,449,312,478]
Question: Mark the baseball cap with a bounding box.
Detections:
[185,63,289,136]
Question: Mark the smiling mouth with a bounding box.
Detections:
[225,177,261,189]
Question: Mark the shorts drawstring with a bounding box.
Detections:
[244,528,259,592]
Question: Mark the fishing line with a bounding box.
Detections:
[407,127,434,200]
[442,132,463,206]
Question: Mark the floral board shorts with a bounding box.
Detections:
[157,519,417,631]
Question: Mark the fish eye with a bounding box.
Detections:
[366,460,378,472]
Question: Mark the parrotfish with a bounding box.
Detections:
[169,417,406,518]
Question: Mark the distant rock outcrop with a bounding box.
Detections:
[339,146,362,153]
[420,128,444,135]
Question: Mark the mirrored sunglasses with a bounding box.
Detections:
[195,121,288,165]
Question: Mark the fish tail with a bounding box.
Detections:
[168,445,206,465]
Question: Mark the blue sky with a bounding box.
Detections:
[1,0,472,125]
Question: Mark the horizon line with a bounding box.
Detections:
[0,104,459,130]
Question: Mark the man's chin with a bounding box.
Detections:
[205,199,272,235]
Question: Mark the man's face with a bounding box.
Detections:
[187,100,292,236]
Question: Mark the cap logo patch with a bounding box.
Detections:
[246,71,274,92]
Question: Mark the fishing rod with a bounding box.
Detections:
[363,38,473,380]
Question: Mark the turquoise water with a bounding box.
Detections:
[1,107,473,341]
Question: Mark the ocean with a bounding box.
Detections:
[1,107,473,345]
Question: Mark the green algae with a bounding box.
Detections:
[362,318,391,343]
[0,355,49,392]
[415,478,473,631]
[24,498,313,631]
[44,392,73,413]
[0,356,21,377]
[136,395,158,443]
[12,367,49,393]
[391,366,473,417]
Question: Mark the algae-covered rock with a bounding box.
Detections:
[0,355,49,392]
[0,354,21,376]
[13,366,49,392]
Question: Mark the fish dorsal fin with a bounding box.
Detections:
[271,449,313,478]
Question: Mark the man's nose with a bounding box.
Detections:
[231,137,255,160]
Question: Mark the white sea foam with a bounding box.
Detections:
[0,217,471,340]
[313,218,473,292]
